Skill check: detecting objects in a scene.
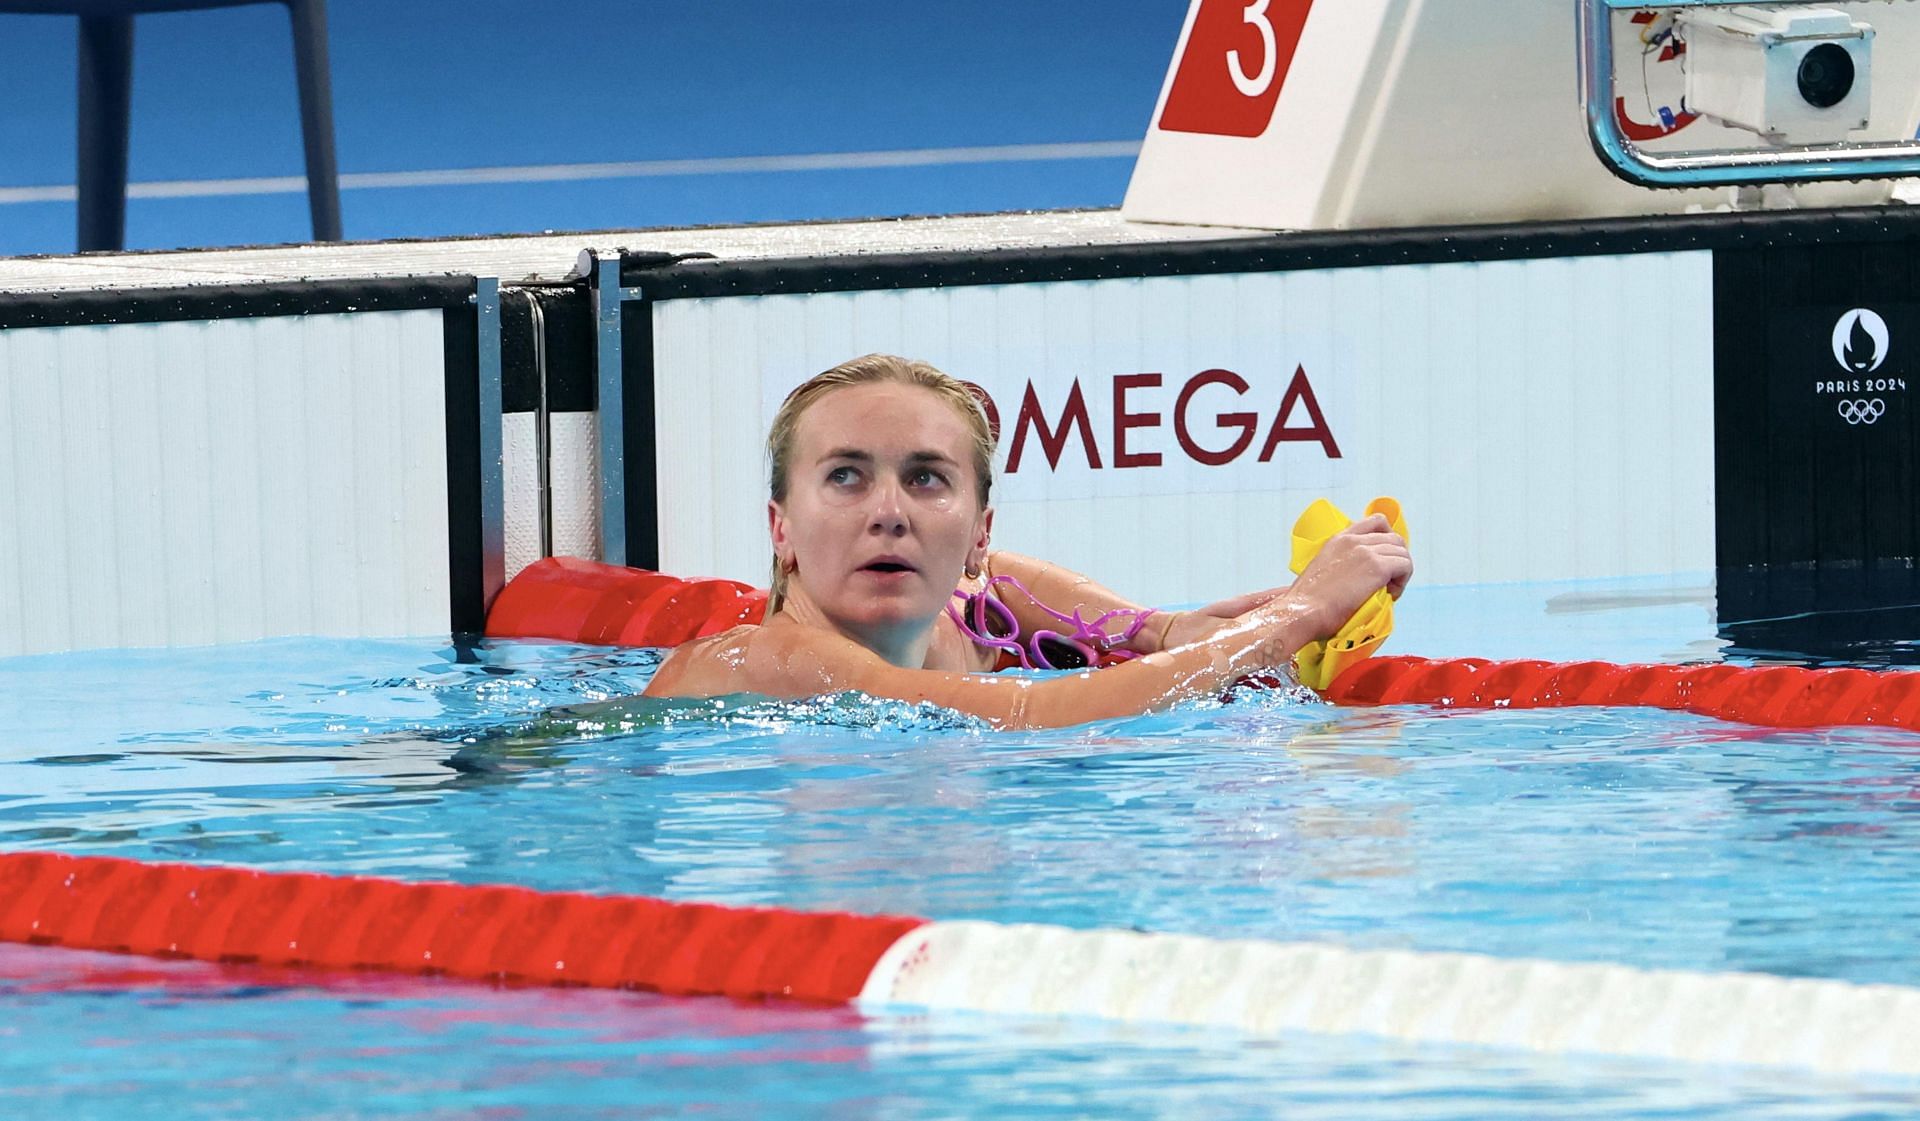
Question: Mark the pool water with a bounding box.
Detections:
[5,575,1920,1119]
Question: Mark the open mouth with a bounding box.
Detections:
[862,560,916,574]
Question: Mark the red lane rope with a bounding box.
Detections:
[0,852,922,1003]
[1323,656,1920,732]
[485,560,1920,733]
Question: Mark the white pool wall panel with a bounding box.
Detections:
[548,411,601,563]
[652,252,1715,606]
[504,411,540,580]
[0,310,450,657]
[502,410,600,580]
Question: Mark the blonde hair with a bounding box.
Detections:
[766,354,996,615]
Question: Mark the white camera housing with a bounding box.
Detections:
[1676,5,1873,145]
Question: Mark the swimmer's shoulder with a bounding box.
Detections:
[644,619,877,699]
[644,624,759,698]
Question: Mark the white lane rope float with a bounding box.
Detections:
[860,921,1920,1076]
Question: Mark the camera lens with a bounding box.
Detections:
[1797,43,1855,109]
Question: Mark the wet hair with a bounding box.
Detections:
[766,354,996,615]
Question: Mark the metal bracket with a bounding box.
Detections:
[475,276,506,611]
[1581,0,1920,187]
[526,291,553,560]
[583,248,647,567]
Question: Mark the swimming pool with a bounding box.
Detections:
[6,575,1920,1118]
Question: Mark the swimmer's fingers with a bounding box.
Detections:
[1288,534,1410,636]
[1382,547,1413,599]
[1338,517,1411,598]
[1351,534,1412,599]
[1342,531,1407,550]
[1316,533,1412,604]
[1357,540,1413,599]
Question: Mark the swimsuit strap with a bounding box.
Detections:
[947,574,1156,671]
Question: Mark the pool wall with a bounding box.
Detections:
[0,207,1915,653]
[0,277,490,657]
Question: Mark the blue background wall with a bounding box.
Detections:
[0,1,1186,255]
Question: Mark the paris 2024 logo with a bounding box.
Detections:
[1819,309,1905,426]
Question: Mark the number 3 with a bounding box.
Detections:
[1228,0,1277,97]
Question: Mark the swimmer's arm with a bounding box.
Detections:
[729,606,1322,730]
[652,524,1406,725]
[983,551,1290,655]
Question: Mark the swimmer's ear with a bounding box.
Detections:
[966,506,994,575]
[768,499,794,568]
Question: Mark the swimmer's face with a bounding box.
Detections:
[770,382,992,639]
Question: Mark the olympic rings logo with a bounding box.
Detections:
[1838,398,1887,425]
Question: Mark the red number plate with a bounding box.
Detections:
[1158,0,1315,138]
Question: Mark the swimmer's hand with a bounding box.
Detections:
[1274,513,1413,640]
[1144,518,1420,656]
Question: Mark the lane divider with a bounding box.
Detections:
[1323,656,1920,733]
[862,922,1920,1076]
[8,851,1920,1074]
[486,559,1920,733]
[0,852,916,1003]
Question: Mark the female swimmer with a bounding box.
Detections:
[644,354,1412,729]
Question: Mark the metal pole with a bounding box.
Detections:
[76,14,133,252]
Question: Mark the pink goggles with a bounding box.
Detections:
[946,574,1156,672]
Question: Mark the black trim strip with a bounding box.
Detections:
[442,301,486,636]
[501,288,539,414]
[1713,243,1775,573]
[0,276,476,330]
[621,298,659,571]
[501,285,593,414]
[628,205,1920,300]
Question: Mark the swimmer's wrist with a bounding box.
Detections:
[1157,609,1236,653]
[1244,596,1320,672]
[1152,610,1180,653]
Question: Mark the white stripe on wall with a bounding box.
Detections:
[0,142,1144,206]
[0,310,451,656]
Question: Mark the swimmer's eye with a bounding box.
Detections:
[907,468,950,489]
[825,465,863,487]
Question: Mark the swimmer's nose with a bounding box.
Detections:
[868,478,908,536]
